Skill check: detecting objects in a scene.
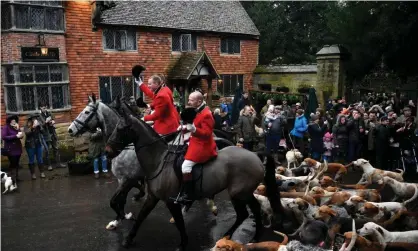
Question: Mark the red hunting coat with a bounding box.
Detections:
[140,84,180,135]
[185,106,218,163]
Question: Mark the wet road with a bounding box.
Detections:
[1,168,279,251]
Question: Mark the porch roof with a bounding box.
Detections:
[168,52,220,80]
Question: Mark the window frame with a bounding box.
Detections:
[98,76,140,104]
[102,29,138,52]
[1,1,65,33]
[171,33,198,52]
[220,38,241,55]
[219,74,244,97]
[2,62,70,114]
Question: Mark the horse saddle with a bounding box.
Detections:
[169,144,216,198]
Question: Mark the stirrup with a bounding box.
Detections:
[170,191,193,205]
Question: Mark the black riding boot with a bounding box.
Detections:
[176,173,194,204]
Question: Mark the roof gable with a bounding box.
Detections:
[98,1,260,36]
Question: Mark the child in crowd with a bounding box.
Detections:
[323,132,334,162]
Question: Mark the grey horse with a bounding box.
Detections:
[68,94,146,230]
[105,99,283,250]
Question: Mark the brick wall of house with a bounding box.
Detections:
[1,32,69,126]
[65,1,258,120]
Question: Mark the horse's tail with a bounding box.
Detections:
[263,154,284,225]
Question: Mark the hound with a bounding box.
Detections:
[358,222,418,244]
[353,159,404,185]
[286,149,303,169]
[377,176,418,203]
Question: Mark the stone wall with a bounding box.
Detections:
[253,65,317,93]
[253,45,348,106]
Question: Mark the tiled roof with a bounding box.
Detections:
[98,1,260,36]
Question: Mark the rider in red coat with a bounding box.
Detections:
[177,91,217,203]
[135,75,180,135]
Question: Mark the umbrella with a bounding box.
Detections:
[304,88,319,120]
[231,84,243,126]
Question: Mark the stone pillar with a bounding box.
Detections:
[316,45,349,106]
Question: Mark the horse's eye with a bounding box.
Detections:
[85,111,90,114]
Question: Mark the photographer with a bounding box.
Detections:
[39,103,66,170]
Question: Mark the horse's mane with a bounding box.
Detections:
[121,101,166,144]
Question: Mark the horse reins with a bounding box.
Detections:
[73,104,99,133]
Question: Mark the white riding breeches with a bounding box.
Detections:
[182,159,196,174]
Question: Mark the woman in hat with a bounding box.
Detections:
[1,115,23,188]
[24,114,46,179]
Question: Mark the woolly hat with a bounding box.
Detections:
[324,132,333,139]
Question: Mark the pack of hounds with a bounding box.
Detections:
[212,149,418,251]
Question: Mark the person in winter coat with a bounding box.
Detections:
[323,132,334,162]
[88,128,109,179]
[308,115,328,161]
[265,106,286,164]
[39,103,66,171]
[24,114,47,180]
[332,115,349,164]
[365,112,378,165]
[237,91,251,112]
[236,105,257,151]
[212,108,223,131]
[290,109,308,156]
[346,110,365,162]
[375,116,391,170]
[1,115,23,188]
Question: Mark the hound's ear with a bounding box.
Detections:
[0,173,5,179]
[329,209,337,216]
[377,226,384,235]
[224,235,231,240]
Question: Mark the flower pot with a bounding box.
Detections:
[68,160,93,176]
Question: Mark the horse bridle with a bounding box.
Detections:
[73,104,99,133]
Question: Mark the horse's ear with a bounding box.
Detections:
[88,95,93,103]
[92,93,97,103]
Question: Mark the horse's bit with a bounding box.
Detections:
[73,104,98,133]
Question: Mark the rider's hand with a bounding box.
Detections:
[186,124,196,133]
[177,125,186,131]
[135,77,143,87]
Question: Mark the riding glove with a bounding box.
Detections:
[135,77,144,87]
[186,124,196,133]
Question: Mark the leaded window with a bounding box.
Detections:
[220,38,240,54]
[2,1,64,31]
[219,74,244,96]
[103,29,137,51]
[172,34,197,52]
[2,64,70,112]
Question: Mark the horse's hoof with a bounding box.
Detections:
[169,217,175,224]
[122,237,133,248]
[106,220,119,230]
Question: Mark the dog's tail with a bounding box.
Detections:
[264,154,284,225]
[273,231,289,245]
[403,185,418,205]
